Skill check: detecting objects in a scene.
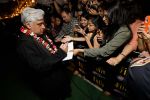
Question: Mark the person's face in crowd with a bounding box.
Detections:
[98,8,109,25]
[102,10,109,25]
[50,16,55,27]
[50,16,55,23]
[87,20,97,32]
[103,15,109,26]
[61,12,71,23]
[55,17,62,26]
[98,7,105,17]
[80,0,88,4]
[96,29,104,39]
[80,16,88,28]
[63,0,69,4]
[27,19,45,36]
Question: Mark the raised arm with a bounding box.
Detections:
[106,44,136,66]
[84,26,131,58]
[106,20,142,66]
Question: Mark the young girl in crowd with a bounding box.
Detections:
[62,17,105,48]
[106,1,144,66]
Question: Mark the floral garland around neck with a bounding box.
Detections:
[20,26,58,54]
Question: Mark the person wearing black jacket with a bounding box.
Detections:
[17,7,70,100]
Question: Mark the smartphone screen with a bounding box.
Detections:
[75,24,81,29]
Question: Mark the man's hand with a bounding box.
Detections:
[61,36,72,43]
[60,42,68,53]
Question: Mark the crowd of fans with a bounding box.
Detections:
[0,0,149,100]
[28,0,150,99]
[33,0,150,99]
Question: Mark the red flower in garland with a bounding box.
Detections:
[20,26,58,54]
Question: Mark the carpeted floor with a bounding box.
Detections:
[66,75,116,100]
[0,69,116,100]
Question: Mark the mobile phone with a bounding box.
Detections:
[144,15,150,33]
[132,51,140,58]
[74,24,81,29]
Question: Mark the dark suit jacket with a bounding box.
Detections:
[16,33,70,99]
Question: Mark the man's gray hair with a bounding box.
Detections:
[21,7,45,24]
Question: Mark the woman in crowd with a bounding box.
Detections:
[47,14,63,39]
[62,17,105,48]
[79,13,89,32]
[106,0,143,66]
[127,23,150,99]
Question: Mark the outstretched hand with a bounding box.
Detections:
[61,35,72,43]
[70,49,84,56]
[106,56,122,66]
[106,57,118,66]
[60,42,68,53]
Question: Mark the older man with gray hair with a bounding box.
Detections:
[17,7,71,100]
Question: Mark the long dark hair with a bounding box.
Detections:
[105,0,143,36]
[108,1,128,26]
[108,0,143,26]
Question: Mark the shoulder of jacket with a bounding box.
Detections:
[115,25,131,37]
[119,25,130,32]
[18,34,34,43]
